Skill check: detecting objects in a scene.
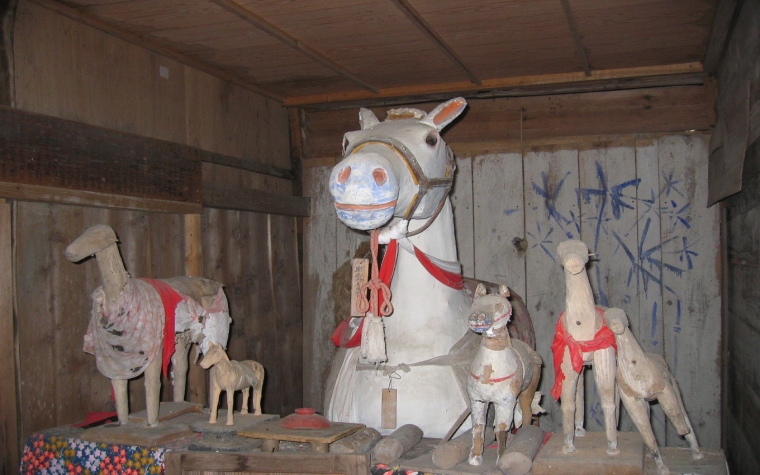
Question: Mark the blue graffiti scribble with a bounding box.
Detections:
[673,236,699,269]
[527,222,557,262]
[504,208,520,217]
[612,228,680,297]
[661,170,684,198]
[651,301,658,344]
[532,171,578,239]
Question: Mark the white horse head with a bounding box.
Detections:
[329,97,467,232]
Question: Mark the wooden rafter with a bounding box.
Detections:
[284,62,704,107]
[30,0,283,102]
[388,0,481,86]
[559,0,591,77]
[209,0,380,94]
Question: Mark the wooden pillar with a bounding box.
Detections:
[184,213,207,405]
[0,200,18,475]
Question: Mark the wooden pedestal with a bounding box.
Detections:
[239,419,365,453]
[533,432,644,475]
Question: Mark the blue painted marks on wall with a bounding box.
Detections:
[527,222,557,262]
[504,208,520,217]
[651,302,659,345]
[532,171,579,239]
[674,236,699,270]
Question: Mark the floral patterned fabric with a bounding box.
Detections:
[21,433,165,475]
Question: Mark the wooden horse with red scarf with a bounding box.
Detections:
[551,239,619,455]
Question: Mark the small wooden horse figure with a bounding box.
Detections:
[606,308,702,475]
[551,239,618,455]
[466,284,542,465]
[200,342,265,425]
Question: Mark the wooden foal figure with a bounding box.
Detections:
[606,308,702,475]
[551,240,618,455]
[200,342,265,425]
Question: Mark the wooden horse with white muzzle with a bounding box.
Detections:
[466,283,542,466]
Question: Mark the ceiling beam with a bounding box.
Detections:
[209,0,379,94]
[388,0,481,86]
[31,0,283,101]
[559,0,591,77]
[284,62,704,108]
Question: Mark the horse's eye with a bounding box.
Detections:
[425,131,439,147]
[342,136,350,155]
[373,168,388,186]
[337,166,351,184]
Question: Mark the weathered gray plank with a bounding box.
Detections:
[523,145,580,431]
[659,135,721,448]
[473,152,526,298]
[303,166,338,410]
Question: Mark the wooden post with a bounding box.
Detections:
[184,213,206,406]
[0,200,18,475]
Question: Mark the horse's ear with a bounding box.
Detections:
[422,97,467,131]
[359,108,380,130]
[475,283,487,298]
[498,284,510,298]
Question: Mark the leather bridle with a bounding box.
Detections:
[345,136,456,237]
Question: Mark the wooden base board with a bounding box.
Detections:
[532,432,644,475]
[191,411,279,434]
[400,445,500,475]
[644,448,727,475]
[80,422,195,447]
[239,420,365,444]
[128,401,203,424]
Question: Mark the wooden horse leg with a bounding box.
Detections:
[518,362,541,428]
[560,354,580,454]
[226,387,235,425]
[494,400,515,461]
[658,377,703,459]
[112,379,129,424]
[620,389,668,474]
[144,345,162,427]
[171,332,191,402]
[575,370,585,436]
[208,379,221,424]
[469,399,487,466]
[241,388,250,414]
[593,347,619,455]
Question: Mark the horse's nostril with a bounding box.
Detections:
[337,166,351,184]
[373,168,388,186]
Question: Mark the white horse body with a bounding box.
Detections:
[354,201,471,436]
[328,99,475,437]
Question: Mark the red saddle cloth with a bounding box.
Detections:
[550,307,616,400]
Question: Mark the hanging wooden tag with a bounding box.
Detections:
[381,388,397,429]
[350,258,369,317]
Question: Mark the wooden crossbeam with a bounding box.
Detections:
[388,0,481,85]
[209,0,379,94]
[203,182,310,218]
[30,0,283,102]
[560,0,592,77]
[284,63,705,108]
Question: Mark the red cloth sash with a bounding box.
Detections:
[550,307,616,400]
[140,278,183,377]
[331,238,465,347]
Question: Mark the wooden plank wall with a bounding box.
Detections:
[3,0,301,462]
[301,88,720,448]
[716,2,760,474]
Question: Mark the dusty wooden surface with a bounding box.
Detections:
[533,432,643,475]
[165,452,369,475]
[239,420,365,444]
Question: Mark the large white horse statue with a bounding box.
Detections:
[325,98,534,437]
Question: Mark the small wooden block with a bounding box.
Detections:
[533,432,644,475]
[128,401,203,423]
[644,448,727,475]
[80,422,194,448]
[239,420,365,444]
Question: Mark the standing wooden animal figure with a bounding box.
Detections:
[200,342,264,425]
[551,240,619,455]
[467,284,542,466]
[606,308,703,475]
